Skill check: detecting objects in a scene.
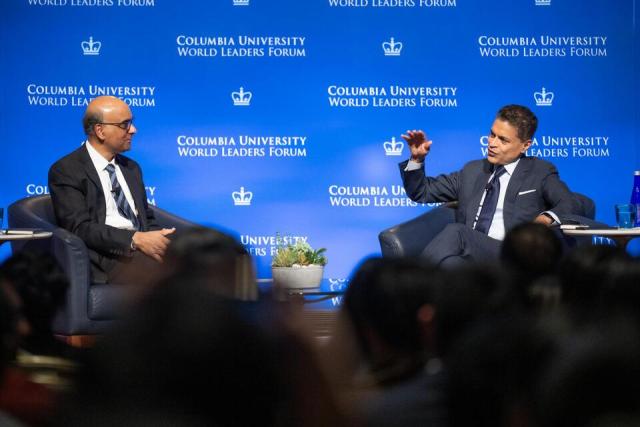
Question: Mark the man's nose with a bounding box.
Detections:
[129,123,137,134]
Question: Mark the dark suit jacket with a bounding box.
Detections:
[399,156,579,232]
[48,144,160,282]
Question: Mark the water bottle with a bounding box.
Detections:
[631,171,640,227]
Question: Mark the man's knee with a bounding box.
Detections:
[439,222,469,238]
[440,255,468,269]
[422,223,469,260]
[426,223,470,250]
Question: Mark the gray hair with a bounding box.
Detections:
[82,110,103,136]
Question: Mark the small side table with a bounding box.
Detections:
[258,278,348,339]
[561,227,640,249]
[258,278,348,305]
[0,230,53,246]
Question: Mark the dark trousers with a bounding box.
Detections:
[421,223,501,267]
[107,251,163,285]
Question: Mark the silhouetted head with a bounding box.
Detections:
[342,257,440,382]
[164,227,256,300]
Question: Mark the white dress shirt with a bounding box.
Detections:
[472,160,519,241]
[85,141,138,230]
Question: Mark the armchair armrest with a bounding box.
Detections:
[572,192,595,220]
[49,227,94,334]
[379,203,457,257]
[151,205,199,231]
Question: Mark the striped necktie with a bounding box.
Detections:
[105,163,140,230]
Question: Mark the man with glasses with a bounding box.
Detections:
[48,96,175,284]
[399,104,578,267]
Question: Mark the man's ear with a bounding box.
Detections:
[93,124,105,141]
[417,304,437,351]
[417,304,435,326]
[522,139,532,153]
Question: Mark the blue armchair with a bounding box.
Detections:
[379,193,597,258]
[8,194,198,337]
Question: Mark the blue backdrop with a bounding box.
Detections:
[2,0,639,280]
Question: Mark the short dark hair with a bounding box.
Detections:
[501,222,562,279]
[82,110,103,136]
[496,105,538,141]
[0,251,68,338]
[343,257,439,357]
[164,227,255,300]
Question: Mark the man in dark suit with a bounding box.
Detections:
[400,104,578,267]
[48,96,175,284]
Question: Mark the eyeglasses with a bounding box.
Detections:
[97,118,134,131]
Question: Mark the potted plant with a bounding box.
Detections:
[271,238,327,289]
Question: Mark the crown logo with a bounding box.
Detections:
[233,0,250,5]
[383,137,404,156]
[534,87,554,106]
[535,0,551,5]
[231,87,252,106]
[232,187,253,206]
[329,278,348,291]
[382,37,403,56]
[81,36,101,56]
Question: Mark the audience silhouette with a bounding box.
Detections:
[1,225,638,427]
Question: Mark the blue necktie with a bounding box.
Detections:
[474,165,506,234]
[105,163,140,230]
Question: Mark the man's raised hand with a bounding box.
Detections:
[401,130,432,162]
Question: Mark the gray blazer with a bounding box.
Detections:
[399,156,579,232]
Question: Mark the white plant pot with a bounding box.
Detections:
[272,265,324,289]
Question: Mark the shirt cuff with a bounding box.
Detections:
[542,211,560,225]
[404,159,423,171]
